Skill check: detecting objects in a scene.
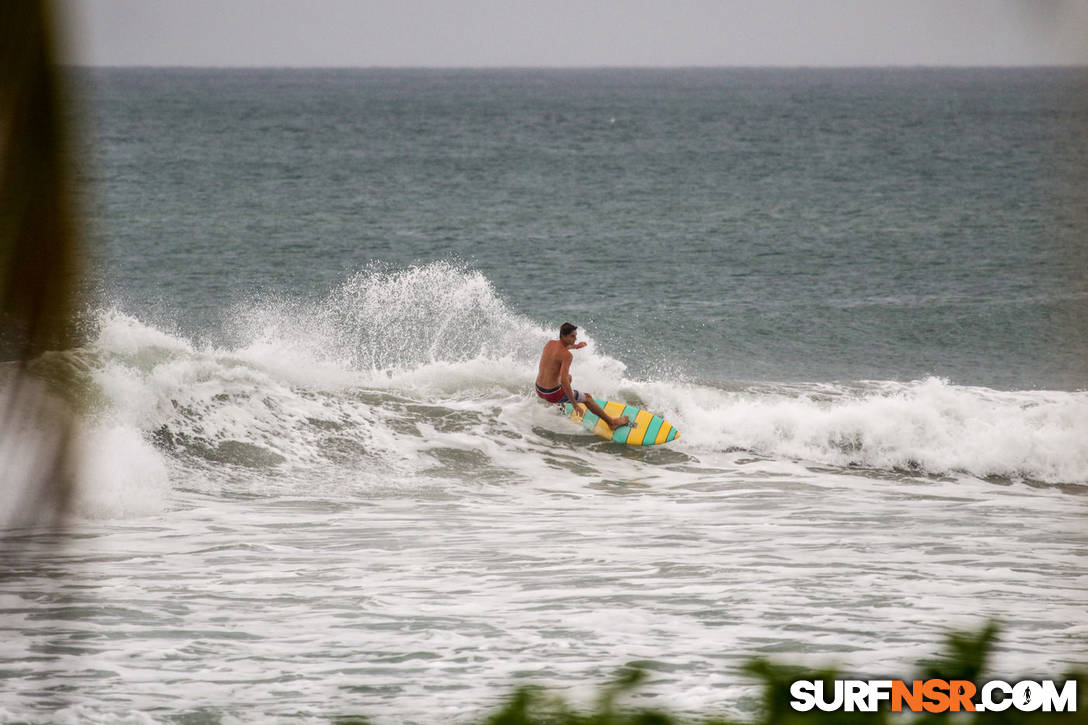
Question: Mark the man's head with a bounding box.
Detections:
[559,322,578,346]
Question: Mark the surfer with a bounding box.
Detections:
[535,322,630,430]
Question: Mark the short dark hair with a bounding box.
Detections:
[559,322,577,338]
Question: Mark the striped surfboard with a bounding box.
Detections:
[562,398,679,446]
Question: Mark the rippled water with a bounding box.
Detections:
[1,68,1086,724]
[5,453,1084,723]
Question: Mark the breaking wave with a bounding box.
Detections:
[6,262,1085,520]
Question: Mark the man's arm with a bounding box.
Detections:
[558,351,575,400]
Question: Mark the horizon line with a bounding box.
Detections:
[64,63,1088,71]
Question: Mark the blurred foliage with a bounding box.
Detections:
[0,0,81,531]
[335,623,1085,725]
[917,620,1001,684]
[0,0,80,357]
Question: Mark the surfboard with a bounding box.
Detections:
[562,397,679,445]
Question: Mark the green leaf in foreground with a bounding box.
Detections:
[336,622,1086,724]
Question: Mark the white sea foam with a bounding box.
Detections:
[73,424,170,519]
[0,373,77,527]
[227,261,550,376]
[3,266,1085,723]
[48,706,161,725]
[5,261,1077,527]
[657,377,1088,483]
[57,265,1088,492]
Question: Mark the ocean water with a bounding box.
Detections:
[2,68,1087,723]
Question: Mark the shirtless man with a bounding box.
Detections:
[535,322,630,431]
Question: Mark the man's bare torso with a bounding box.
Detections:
[536,340,571,388]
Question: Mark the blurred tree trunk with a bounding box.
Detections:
[0,0,81,533]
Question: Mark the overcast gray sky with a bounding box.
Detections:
[61,0,1088,67]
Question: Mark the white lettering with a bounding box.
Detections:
[1013,681,1043,712]
[868,680,893,711]
[816,681,844,712]
[982,680,1012,712]
[845,680,868,712]
[790,681,816,712]
[1041,680,1077,712]
[789,678,1075,714]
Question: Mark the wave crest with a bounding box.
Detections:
[15,263,1083,517]
[230,261,549,375]
[668,377,1088,483]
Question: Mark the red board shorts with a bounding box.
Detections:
[535,383,586,405]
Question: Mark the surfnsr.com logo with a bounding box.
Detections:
[790,679,1078,713]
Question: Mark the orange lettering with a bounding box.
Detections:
[923,679,950,713]
[892,680,924,712]
[949,680,976,712]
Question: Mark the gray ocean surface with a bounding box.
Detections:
[80,67,1088,389]
[2,68,1087,724]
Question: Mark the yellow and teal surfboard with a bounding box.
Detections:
[563,398,679,445]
